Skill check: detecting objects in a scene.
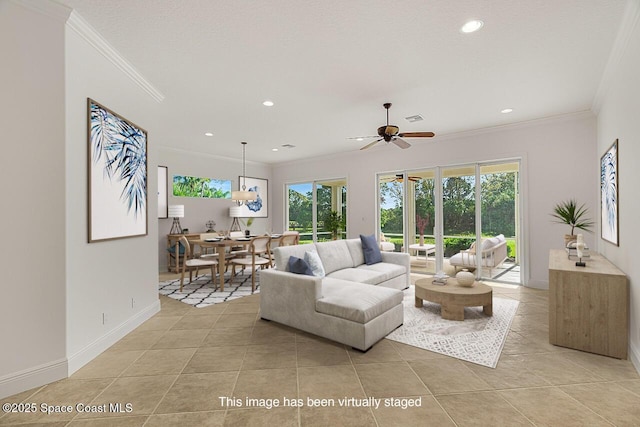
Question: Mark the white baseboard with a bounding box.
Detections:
[0,300,160,400]
[629,339,640,375]
[524,279,548,290]
[67,299,161,375]
[0,358,68,400]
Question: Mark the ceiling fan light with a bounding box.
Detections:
[461,19,484,33]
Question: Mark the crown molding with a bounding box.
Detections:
[592,0,640,114]
[10,0,71,21]
[433,110,594,142]
[158,146,267,166]
[66,10,165,103]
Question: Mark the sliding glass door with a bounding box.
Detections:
[286,178,347,243]
[377,160,521,284]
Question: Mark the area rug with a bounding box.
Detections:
[386,285,519,368]
[158,272,259,308]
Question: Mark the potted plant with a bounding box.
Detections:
[551,199,594,246]
[416,213,430,246]
[242,217,254,237]
[324,211,344,240]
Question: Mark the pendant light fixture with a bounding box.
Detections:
[231,141,257,204]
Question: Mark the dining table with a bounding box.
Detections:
[190,235,281,287]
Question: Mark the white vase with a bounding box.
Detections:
[456,269,475,287]
[419,235,424,246]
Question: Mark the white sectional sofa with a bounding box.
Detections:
[259,238,409,351]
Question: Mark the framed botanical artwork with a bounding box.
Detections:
[238,176,268,217]
[158,166,168,218]
[88,98,148,242]
[600,139,619,246]
[172,174,232,199]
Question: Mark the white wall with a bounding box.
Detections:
[64,14,162,372]
[271,113,598,287]
[595,0,640,370]
[0,0,68,398]
[157,148,272,272]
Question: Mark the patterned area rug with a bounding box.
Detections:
[386,285,519,368]
[158,272,259,308]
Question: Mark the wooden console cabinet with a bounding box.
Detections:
[548,249,629,359]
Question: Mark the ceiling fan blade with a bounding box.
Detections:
[398,131,435,138]
[360,138,382,150]
[391,137,411,149]
[347,135,378,140]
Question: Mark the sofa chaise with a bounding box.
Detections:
[259,238,409,351]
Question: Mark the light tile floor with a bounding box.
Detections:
[1,273,638,427]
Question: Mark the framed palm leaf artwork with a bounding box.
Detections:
[88,99,148,242]
[600,139,618,246]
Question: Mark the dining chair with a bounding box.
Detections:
[178,236,220,292]
[198,233,221,258]
[229,235,272,292]
[279,231,299,246]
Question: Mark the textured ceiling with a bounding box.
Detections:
[55,0,626,164]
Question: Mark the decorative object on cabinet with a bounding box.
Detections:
[601,139,619,246]
[206,220,216,232]
[88,98,147,242]
[548,249,628,359]
[158,166,168,219]
[168,205,184,234]
[550,199,594,246]
[231,141,258,205]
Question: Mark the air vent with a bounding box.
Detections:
[281,144,296,149]
[405,115,424,123]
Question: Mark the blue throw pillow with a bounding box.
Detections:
[167,242,185,255]
[360,234,382,265]
[288,256,314,276]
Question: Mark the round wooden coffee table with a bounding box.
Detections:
[414,277,493,321]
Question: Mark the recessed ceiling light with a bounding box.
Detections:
[461,19,484,33]
[356,138,364,141]
[501,108,513,114]
[204,132,213,137]
[263,100,274,107]
[272,148,279,152]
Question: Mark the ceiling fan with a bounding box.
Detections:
[382,174,420,183]
[359,103,435,150]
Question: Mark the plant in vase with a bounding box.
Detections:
[324,211,344,240]
[550,199,593,246]
[416,213,430,246]
[242,217,254,237]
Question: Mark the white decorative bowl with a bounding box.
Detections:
[456,269,475,287]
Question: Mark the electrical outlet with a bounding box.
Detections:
[131,298,135,309]
[102,312,108,324]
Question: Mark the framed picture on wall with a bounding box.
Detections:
[238,176,268,217]
[600,139,619,246]
[158,166,168,218]
[88,98,148,242]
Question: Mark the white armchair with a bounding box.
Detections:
[379,233,395,252]
[449,234,508,274]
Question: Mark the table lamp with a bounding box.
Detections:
[168,205,184,234]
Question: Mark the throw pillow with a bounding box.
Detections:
[360,234,383,265]
[287,256,314,276]
[304,251,326,277]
